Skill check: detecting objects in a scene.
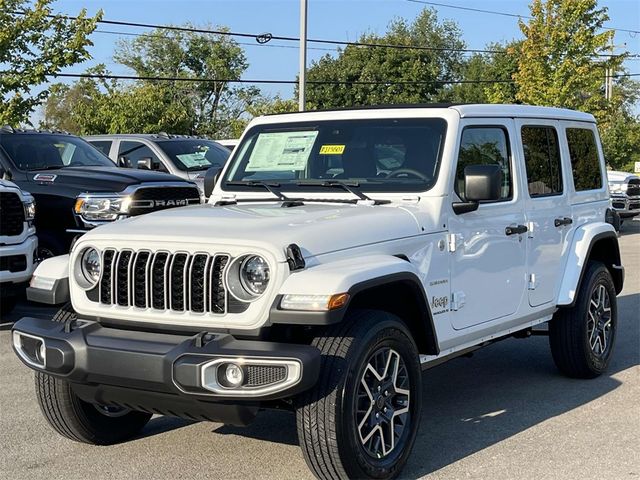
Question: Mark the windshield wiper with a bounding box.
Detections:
[295,180,390,205]
[28,165,64,171]
[225,180,305,207]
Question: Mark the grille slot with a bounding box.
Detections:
[99,249,230,315]
[627,179,640,197]
[0,192,25,236]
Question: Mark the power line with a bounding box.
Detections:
[49,71,639,84]
[50,72,516,85]
[404,0,640,35]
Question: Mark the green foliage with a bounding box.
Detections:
[0,0,101,125]
[42,26,265,137]
[514,0,618,115]
[305,8,465,108]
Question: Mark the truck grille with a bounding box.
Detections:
[129,187,201,216]
[627,179,640,197]
[99,249,230,314]
[0,192,25,236]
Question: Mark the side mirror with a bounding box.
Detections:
[117,156,130,168]
[136,158,153,170]
[203,166,222,199]
[453,164,503,214]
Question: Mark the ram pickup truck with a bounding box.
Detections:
[607,170,640,219]
[0,127,202,258]
[0,179,37,314]
[12,105,624,479]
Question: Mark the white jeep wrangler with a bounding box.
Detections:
[12,105,624,480]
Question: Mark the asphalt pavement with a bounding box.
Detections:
[1,220,638,480]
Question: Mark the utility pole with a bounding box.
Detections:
[605,36,627,102]
[299,0,308,111]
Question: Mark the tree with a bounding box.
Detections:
[304,8,466,109]
[0,0,101,125]
[447,41,521,104]
[514,0,620,116]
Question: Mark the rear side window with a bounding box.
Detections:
[521,126,563,197]
[455,127,512,201]
[566,128,603,191]
[88,140,112,157]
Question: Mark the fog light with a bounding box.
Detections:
[224,363,244,387]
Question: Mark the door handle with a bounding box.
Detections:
[554,217,573,227]
[505,224,528,236]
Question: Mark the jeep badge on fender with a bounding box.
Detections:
[12,105,624,480]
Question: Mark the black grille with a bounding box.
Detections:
[129,187,201,216]
[0,254,27,272]
[246,365,287,387]
[0,192,25,236]
[99,249,230,315]
[627,179,640,197]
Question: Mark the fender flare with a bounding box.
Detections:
[556,223,623,307]
[26,254,70,305]
[270,255,439,355]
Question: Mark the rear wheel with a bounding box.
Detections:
[34,303,152,445]
[296,310,422,480]
[549,262,617,378]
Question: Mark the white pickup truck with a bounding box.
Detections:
[0,178,37,314]
[13,104,624,479]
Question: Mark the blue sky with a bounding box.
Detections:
[46,0,640,103]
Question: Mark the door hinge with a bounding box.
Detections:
[451,291,466,311]
[528,273,537,290]
[447,233,458,252]
[527,221,535,238]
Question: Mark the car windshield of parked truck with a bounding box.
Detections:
[0,134,115,171]
[223,118,448,193]
[156,140,230,171]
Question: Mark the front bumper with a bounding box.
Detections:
[12,316,320,424]
[0,235,38,284]
[611,195,640,218]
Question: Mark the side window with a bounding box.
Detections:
[118,141,166,171]
[89,140,112,158]
[566,128,603,191]
[455,127,512,201]
[521,126,563,197]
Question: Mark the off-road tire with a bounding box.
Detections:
[34,303,152,445]
[296,310,422,480]
[549,262,617,379]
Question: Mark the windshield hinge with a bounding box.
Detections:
[400,196,420,204]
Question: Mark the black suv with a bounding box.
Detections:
[0,127,202,258]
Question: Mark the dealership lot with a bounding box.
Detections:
[1,220,638,480]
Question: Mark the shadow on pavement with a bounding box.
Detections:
[208,292,639,477]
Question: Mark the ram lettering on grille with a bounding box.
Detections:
[98,249,229,314]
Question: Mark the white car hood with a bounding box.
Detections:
[607,170,639,183]
[82,202,423,260]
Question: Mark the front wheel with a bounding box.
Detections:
[34,303,152,445]
[296,310,422,480]
[549,261,618,378]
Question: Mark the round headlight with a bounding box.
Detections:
[80,248,101,286]
[239,255,270,296]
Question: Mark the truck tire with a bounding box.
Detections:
[549,262,617,379]
[34,303,152,445]
[296,310,422,480]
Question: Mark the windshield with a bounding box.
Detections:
[156,139,230,172]
[223,118,447,193]
[0,134,115,170]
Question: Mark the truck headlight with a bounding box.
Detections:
[609,183,626,194]
[227,255,270,301]
[74,195,132,222]
[74,247,102,289]
[23,198,36,221]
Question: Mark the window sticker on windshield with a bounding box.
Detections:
[176,152,210,168]
[319,145,345,155]
[246,131,318,171]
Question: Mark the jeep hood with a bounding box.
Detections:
[26,167,192,193]
[82,202,423,259]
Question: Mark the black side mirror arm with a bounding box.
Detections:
[452,201,479,215]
